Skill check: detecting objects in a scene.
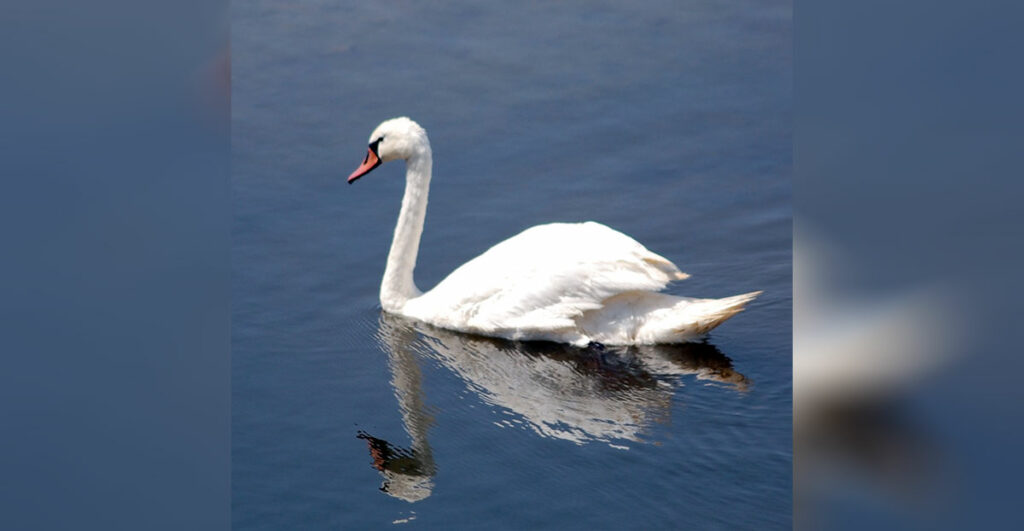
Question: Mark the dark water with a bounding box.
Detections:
[233,0,790,528]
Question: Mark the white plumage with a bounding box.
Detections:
[347,117,760,346]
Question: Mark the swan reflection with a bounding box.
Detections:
[358,312,748,502]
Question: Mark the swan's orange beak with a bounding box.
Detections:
[347,146,381,184]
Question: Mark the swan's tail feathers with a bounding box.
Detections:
[677,290,763,337]
[581,290,762,345]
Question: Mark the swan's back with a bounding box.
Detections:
[403,222,693,343]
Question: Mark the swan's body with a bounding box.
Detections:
[347,117,760,346]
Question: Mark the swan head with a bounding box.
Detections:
[347,117,430,183]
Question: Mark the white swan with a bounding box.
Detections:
[347,117,761,346]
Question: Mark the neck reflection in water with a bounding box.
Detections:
[358,312,749,502]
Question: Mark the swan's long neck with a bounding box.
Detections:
[380,150,432,311]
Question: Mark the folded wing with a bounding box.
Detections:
[405,222,688,339]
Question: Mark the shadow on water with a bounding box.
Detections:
[357,312,749,502]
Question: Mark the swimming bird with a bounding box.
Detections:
[347,117,760,346]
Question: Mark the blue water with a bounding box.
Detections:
[233,0,790,528]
